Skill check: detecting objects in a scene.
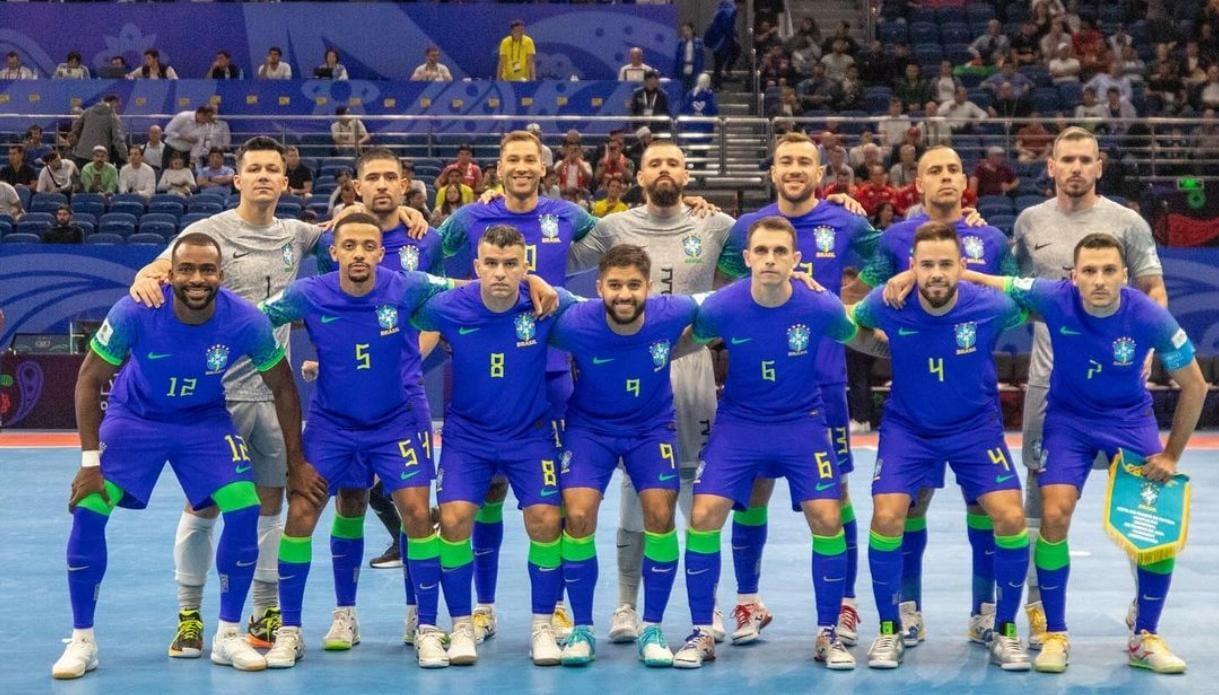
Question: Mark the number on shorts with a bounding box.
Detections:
[815,451,834,480]
[419,431,432,460]
[490,352,505,378]
[928,357,944,382]
[988,447,1010,471]
[224,434,251,463]
[626,378,640,397]
[541,459,557,487]
[761,360,776,382]
[355,343,371,370]
[166,377,197,398]
[831,426,849,457]
[659,442,675,469]
[398,440,419,467]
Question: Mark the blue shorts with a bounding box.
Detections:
[1039,414,1161,492]
[99,409,250,511]
[820,382,853,475]
[696,414,841,512]
[560,423,681,495]
[546,367,573,442]
[304,411,433,496]
[437,432,561,508]
[873,420,1019,502]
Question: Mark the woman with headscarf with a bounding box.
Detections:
[680,73,719,137]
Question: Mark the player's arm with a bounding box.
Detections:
[834,298,889,358]
[70,350,121,512]
[1133,273,1168,308]
[130,257,172,307]
[567,219,612,274]
[824,192,867,216]
[258,358,326,506]
[258,282,310,328]
[841,220,885,304]
[669,293,712,358]
[436,211,469,258]
[715,220,749,286]
[1144,320,1205,481]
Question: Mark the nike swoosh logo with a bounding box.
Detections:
[233,251,250,258]
[539,566,558,573]
[280,574,296,581]
[815,482,837,491]
[995,474,1015,483]
[540,489,559,497]
[822,576,845,583]
[67,565,89,572]
[730,337,752,345]
[687,568,711,576]
[897,328,919,336]
[658,473,677,481]
[565,577,582,584]
[401,470,420,480]
[592,357,614,365]
[1033,243,1052,250]
[474,549,494,556]
[1008,582,1024,589]
[420,583,438,591]
[147,352,172,360]
[1059,326,1082,336]
[321,315,341,324]
[1141,594,1162,601]
[1041,584,1059,591]
[458,327,480,335]
[236,463,252,473]
[651,566,674,574]
[236,559,257,567]
[731,545,749,551]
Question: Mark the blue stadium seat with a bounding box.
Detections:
[75,220,96,237]
[13,185,31,211]
[15,220,50,236]
[914,44,943,66]
[72,192,107,208]
[908,8,936,25]
[149,193,183,206]
[968,90,993,110]
[137,220,176,240]
[877,22,907,44]
[1020,65,1051,88]
[85,233,125,245]
[20,211,54,226]
[31,192,68,211]
[909,22,939,44]
[140,212,178,227]
[944,43,973,65]
[276,203,303,219]
[110,193,146,208]
[1032,88,1061,114]
[128,232,167,245]
[0,220,10,237]
[186,201,223,216]
[2,232,41,244]
[71,200,105,218]
[940,22,972,45]
[100,211,138,227]
[1015,195,1045,212]
[306,200,331,219]
[978,195,1014,212]
[109,201,146,218]
[966,4,995,22]
[149,200,185,217]
[179,212,210,229]
[1006,5,1029,23]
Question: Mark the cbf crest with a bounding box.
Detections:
[962,235,985,264]
[281,243,295,271]
[1140,481,1160,507]
[515,313,537,346]
[1113,336,1136,366]
[205,344,231,374]
[377,305,400,336]
[681,234,704,263]
[400,245,420,272]
[954,321,977,355]
[649,339,671,370]
[539,214,561,243]
[814,225,837,258]
[787,323,811,355]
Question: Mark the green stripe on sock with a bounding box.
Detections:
[561,532,597,562]
[330,512,365,540]
[406,533,440,561]
[1138,557,1175,574]
[812,531,847,556]
[966,512,994,530]
[1034,537,1069,571]
[686,528,721,555]
[475,501,504,523]
[529,537,562,568]
[869,530,902,552]
[439,536,473,568]
[212,481,259,512]
[995,529,1029,550]
[644,529,679,563]
[76,480,124,516]
[278,535,312,564]
[904,516,927,532]
[840,502,856,524]
[733,505,768,526]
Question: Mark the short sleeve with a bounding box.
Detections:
[1148,306,1195,371]
[1004,276,1057,314]
[299,222,325,255]
[410,292,447,332]
[525,37,537,56]
[313,231,336,274]
[243,311,286,373]
[438,210,470,258]
[567,221,612,273]
[858,243,895,288]
[848,216,883,263]
[259,281,311,328]
[424,234,447,275]
[1000,294,1029,330]
[821,296,859,344]
[554,287,584,315]
[691,300,720,344]
[717,218,749,278]
[998,245,1020,277]
[1122,216,1163,278]
[400,271,453,311]
[571,207,598,242]
[90,299,139,366]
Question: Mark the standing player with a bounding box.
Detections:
[961,235,1206,674]
[851,222,1031,671]
[412,225,578,666]
[53,233,312,679]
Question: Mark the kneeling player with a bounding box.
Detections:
[54,234,309,679]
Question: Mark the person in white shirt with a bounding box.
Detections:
[819,39,855,82]
[917,100,953,146]
[410,46,453,81]
[163,106,215,167]
[142,125,166,172]
[618,47,655,82]
[1,52,37,79]
[932,60,962,103]
[257,47,292,79]
[1072,87,1108,130]
[1047,45,1081,85]
[940,86,989,132]
[1084,60,1134,102]
[330,107,370,155]
[157,153,195,197]
[127,49,178,80]
[118,145,157,199]
[53,51,90,79]
[0,180,24,219]
[314,48,348,80]
[876,97,912,146]
[35,151,77,194]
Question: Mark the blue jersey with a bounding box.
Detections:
[90,286,284,422]
[413,282,579,441]
[724,202,881,386]
[316,223,445,276]
[860,214,1018,287]
[261,271,449,427]
[693,280,857,423]
[551,295,699,435]
[1006,278,1195,424]
[852,282,1026,436]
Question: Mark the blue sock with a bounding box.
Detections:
[869,530,903,625]
[993,530,1029,628]
[398,531,416,606]
[528,538,563,616]
[900,517,927,608]
[685,529,721,626]
[472,502,503,605]
[406,532,442,628]
[561,532,597,626]
[812,531,848,628]
[642,530,679,624]
[731,506,767,595]
[330,513,364,608]
[277,535,312,627]
[439,536,474,619]
[67,507,110,629]
[841,502,858,599]
[216,506,259,623]
[966,512,996,614]
[1136,558,1174,634]
[1034,537,1070,633]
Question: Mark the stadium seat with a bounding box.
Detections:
[179,212,210,229]
[187,200,223,215]
[306,200,331,219]
[878,22,907,44]
[1057,82,1083,109]
[137,220,176,240]
[71,212,98,227]
[940,22,972,44]
[71,200,105,218]
[16,220,50,236]
[128,232,167,245]
[100,211,138,227]
[30,192,68,212]
[280,194,306,209]
[85,233,125,245]
[936,7,967,24]
[149,200,185,217]
[2,232,40,244]
[72,192,107,208]
[20,211,54,226]
[14,185,31,211]
[966,3,996,22]
[1032,88,1061,113]
[913,44,943,66]
[109,201,146,218]
[275,203,303,219]
[944,43,973,65]
[909,22,939,44]
[1015,195,1045,212]
[110,193,146,208]
[75,220,96,237]
[0,220,10,237]
[140,212,178,228]
[99,221,135,237]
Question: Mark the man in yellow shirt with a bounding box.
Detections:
[497,19,536,81]
[591,176,629,217]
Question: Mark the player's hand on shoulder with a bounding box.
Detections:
[301,360,319,383]
[962,207,987,227]
[477,188,504,205]
[791,271,825,292]
[682,195,720,218]
[399,205,429,239]
[68,466,108,514]
[1143,452,1177,482]
[130,275,167,307]
[525,275,559,317]
[882,270,916,308]
[319,202,368,231]
[825,193,866,216]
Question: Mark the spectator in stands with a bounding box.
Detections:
[836,64,865,110]
[209,105,231,152]
[940,86,989,133]
[53,51,89,80]
[36,151,76,195]
[23,126,49,163]
[918,101,953,146]
[820,39,855,83]
[705,0,740,89]
[626,127,655,169]
[284,146,313,200]
[786,17,823,74]
[430,183,466,226]
[207,51,242,79]
[619,47,654,83]
[932,61,962,104]
[331,106,370,155]
[754,20,782,54]
[0,180,23,220]
[157,152,195,197]
[894,126,924,161]
[888,143,918,186]
[441,145,483,191]
[1194,64,1219,110]
[196,147,235,192]
[525,123,554,168]
[797,62,839,111]
[332,181,360,217]
[821,20,859,57]
[674,23,705,92]
[855,164,898,216]
[870,201,897,230]
[1072,18,1109,79]
[314,48,348,80]
[1,52,37,79]
[70,96,125,170]
[482,164,501,196]
[410,47,453,82]
[1,146,35,187]
[970,19,1010,65]
[102,55,128,78]
[432,169,474,210]
[759,45,796,87]
[1011,22,1043,66]
[1073,86,1108,130]
[969,146,1019,196]
[858,40,894,87]
[80,145,118,195]
[562,186,590,211]
[1048,44,1081,84]
[820,166,855,199]
[539,170,562,200]
[894,63,930,112]
[591,176,629,217]
[497,19,536,81]
[848,130,876,168]
[128,49,177,80]
[555,142,593,194]
[877,96,912,146]
[1084,59,1134,102]
[257,47,292,79]
[853,142,886,181]
[1195,108,1219,164]
[405,189,428,216]
[982,60,1033,99]
[142,125,166,172]
[630,71,670,131]
[1148,60,1190,115]
[681,73,719,134]
[1040,20,1072,60]
[1108,24,1135,57]
[1183,41,1210,89]
[594,138,633,189]
[1030,2,1055,37]
[164,105,216,168]
[119,145,156,199]
[400,159,428,201]
[1116,45,1146,86]
[1100,87,1139,134]
[43,205,82,244]
[990,82,1033,118]
[1016,115,1054,161]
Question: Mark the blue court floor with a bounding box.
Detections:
[2,444,1215,694]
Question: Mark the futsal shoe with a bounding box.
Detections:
[369,542,403,569]
[323,606,360,650]
[866,622,905,669]
[637,625,674,667]
[673,628,717,669]
[414,626,450,668]
[552,601,575,644]
[814,627,856,670]
[531,620,562,666]
[168,609,205,658]
[1128,631,1186,674]
[1025,602,1047,650]
[609,603,642,642]
[447,621,478,665]
[211,625,268,671]
[561,625,596,666]
[1033,632,1069,673]
[711,606,727,643]
[837,598,860,646]
[730,601,773,645]
[968,602,996,645]
[988,624,1031,671]
[899,601,926,646]
[51,635,99,680]
[472,605,497,643]
[403,604,419,645]
[246,606,282,649]
[265,626,304,669]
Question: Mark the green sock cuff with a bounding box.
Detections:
[994,529,1030,550]
[561,532,597,562]
[406,533,440,561]
[840,502,856,524]
[439,536,473,568]
[686,528,721,555]
[966,512,994,530]
[869,530,902,552]
[644,529,679,563]
[903,516,927,533]
[1034,537,1069,571]
[1138,557,1175,574]
[212,481,259,512]
[733,505,768,526]
[529,537,562,568]
[474,501,504,524]
[76,480,124,516]
[330,512,365,540]
[278,535,312,564]
[812,531,847,556]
